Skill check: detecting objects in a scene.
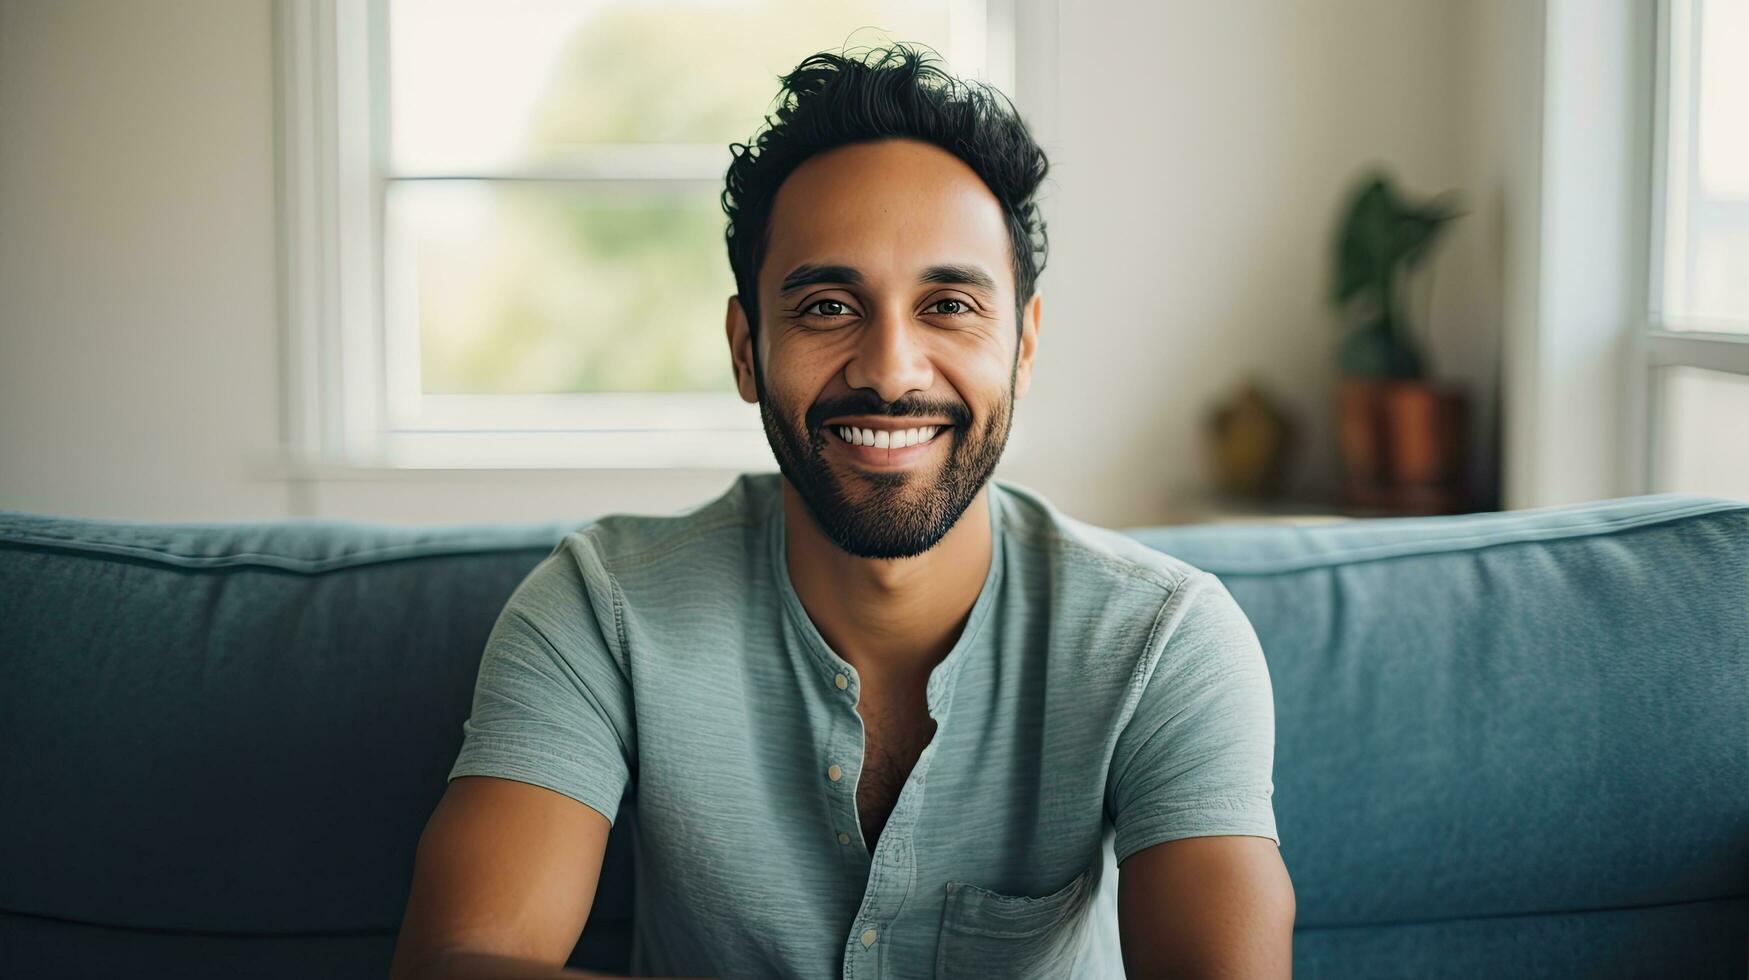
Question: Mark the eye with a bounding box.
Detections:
[930,298,976,317]
[799,298,856,320]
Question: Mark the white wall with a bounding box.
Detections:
[0,0,1518,527]
[1463,0,1548,515]
[1006,0,1506,524]
[0,0,287,520]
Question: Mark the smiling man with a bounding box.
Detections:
[391,43,1293,980]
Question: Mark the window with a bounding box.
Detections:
[277,0,1018,470]
[1648,0,1749,497]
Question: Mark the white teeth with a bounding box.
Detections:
[832,424,943,448]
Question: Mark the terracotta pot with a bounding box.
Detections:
[1337,379,1387,486]
[1382,381,1466,485]
[1337,377,1469,504]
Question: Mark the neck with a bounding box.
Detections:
[782,480,993,681]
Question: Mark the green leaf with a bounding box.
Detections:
[1329,169,1464,379]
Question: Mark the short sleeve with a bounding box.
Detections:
[1108,571,1279,864]
[446,533,636,825]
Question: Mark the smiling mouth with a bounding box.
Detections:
[819,423,953,467]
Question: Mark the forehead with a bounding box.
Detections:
[761,138,1012,295]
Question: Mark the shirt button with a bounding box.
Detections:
[838,832,851,845]
[860,928,878,949]
[834,673,849,690]
[827,764,843,782]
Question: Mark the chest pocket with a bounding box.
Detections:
[934,866,1098,979]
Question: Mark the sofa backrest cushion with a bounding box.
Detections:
[1128,493,1749,928]
[0,513,633,971]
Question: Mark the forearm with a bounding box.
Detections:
[407,950,612,980]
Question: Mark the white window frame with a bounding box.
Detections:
[1504,0,1748,508]
[274,0,1022,471]
[1643,0,1749,492]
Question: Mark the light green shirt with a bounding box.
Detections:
[448,471,1279,978]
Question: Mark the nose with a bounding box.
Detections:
[841,303,935,405]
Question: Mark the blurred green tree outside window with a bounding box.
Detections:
[386,0,963,396]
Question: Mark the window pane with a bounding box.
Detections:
[1659,0,1749,331]
[389,0,958,173]
[387,180,737,394]
[1654,365,1749,499]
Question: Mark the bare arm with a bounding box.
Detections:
[1116,835,1296,979]
[389,775,678,980]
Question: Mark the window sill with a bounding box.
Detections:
[256,428,777,479]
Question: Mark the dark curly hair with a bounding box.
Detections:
[721,41,1051,348]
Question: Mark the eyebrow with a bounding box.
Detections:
[778,263,999,297]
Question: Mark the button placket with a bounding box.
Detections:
[827,661,861,860]
[841,736,947,977]
[842,734,931,978]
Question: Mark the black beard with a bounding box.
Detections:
[755,361,1016,560]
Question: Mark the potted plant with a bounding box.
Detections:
[1330,169,1468,511]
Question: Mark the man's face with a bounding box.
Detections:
[726,138,1041,560]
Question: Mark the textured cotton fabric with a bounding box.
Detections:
[447,471,1279,979]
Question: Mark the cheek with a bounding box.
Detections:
[760,360,825,422]
[945,331,1014,374]
[943,353,1013,406]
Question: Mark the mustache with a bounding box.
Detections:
[804,394,972,434]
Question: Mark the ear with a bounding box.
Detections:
[1014,290,1043,399]
[726,294,759,404]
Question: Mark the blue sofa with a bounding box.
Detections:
[2,489,1745,978]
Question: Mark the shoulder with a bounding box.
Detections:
[991,478,1259,676]
[540,473,778,649]
[510,471,776,631]
[993,477,1206,600]
[567,471,775,571]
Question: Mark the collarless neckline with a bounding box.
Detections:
[767,475,1006,712]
